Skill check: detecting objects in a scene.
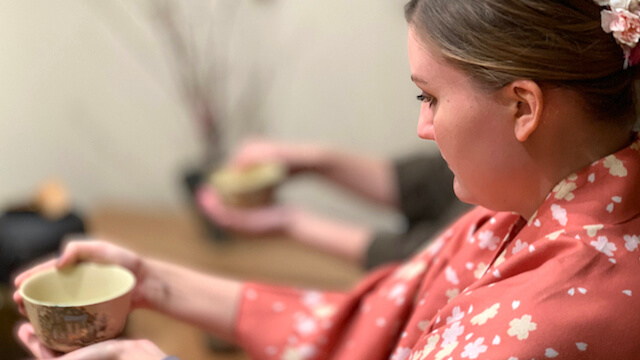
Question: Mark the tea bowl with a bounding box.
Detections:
[19,263,136,353]
[210,162,286,208]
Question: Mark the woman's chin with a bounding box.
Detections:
[453,177,473,205]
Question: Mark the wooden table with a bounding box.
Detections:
[87,205,364,360]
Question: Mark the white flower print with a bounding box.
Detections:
[550,204,568,226]
[603,155,628,177]
[461,337,488,359]
[527,210,538,226]
[512,239,528,255]
[281,344,317,360]
[388,283,407,301]
[477,230,500,250]
[418,320,430,331]
[474,262,488,279]
[391,347,412,360]
[428,237,446,256]
[545,348,559,358]
[492,269,501,278]
[553,179,577,201]
[590,236,617,257]
[494,249,507,267]
[445,266,460,285]
[466,224,477,243]
[584,224,604,237]
[394,260,427,280]
[409,334,440,360]
[442,321,464,346]
[435,341,458,360]
[470,303,500,326]
[294,315,318,336]
[312,304,336,318]
[445,288,460,302]
[606,196,623,214]
[546,229,565,240]
[507,315,537,340]
[446,306,465,325]
[301,291,323,307]
[624,234,640,251]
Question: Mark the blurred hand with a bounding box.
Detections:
[13,240,150,317]
[197,186,294,235]
[228,138,325,173]
[16,322,166,360]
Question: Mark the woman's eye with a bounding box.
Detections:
[416,93,436,108]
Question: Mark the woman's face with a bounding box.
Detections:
[407,27,528,211]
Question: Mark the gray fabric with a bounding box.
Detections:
[395,154,458,225]
[365,155,470,270]
[163,356,181,360]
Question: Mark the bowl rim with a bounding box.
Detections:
[19,263,136,307]
[210,162,286,194]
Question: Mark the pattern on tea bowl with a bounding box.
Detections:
[23,292,131,353]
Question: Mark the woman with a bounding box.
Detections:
[15,0,640,358]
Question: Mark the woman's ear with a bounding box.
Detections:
[506,80,543,142]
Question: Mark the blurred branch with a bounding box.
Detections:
[152,0,220,165]
[151,0,260,169]
[88,0,277,168]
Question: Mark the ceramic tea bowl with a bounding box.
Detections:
[210,162,286,208]
[19,263,135,353]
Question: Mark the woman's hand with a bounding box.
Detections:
[197,186,295,235]
[17,322,166,360]
[13,240,150,317]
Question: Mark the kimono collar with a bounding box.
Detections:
[525,134,640,237]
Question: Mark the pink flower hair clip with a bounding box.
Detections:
[595,0,640,68]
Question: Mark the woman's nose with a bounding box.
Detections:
[417,116,435,140]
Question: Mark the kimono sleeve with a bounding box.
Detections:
[234,265,397,360]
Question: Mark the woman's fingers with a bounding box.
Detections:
[57,240,140,273]
[13,259,58,316]
[56,240,110,268]
[14,259,57,288]
[16,322,58,358]
[56,339,166,360]
[196,187,228,223]
[197,187,290,234]
[230,138,278,168]
[13,290,26,316]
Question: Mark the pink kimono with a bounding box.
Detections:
[236,137,640,360]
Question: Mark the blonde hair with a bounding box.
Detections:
[405,0,638,126]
